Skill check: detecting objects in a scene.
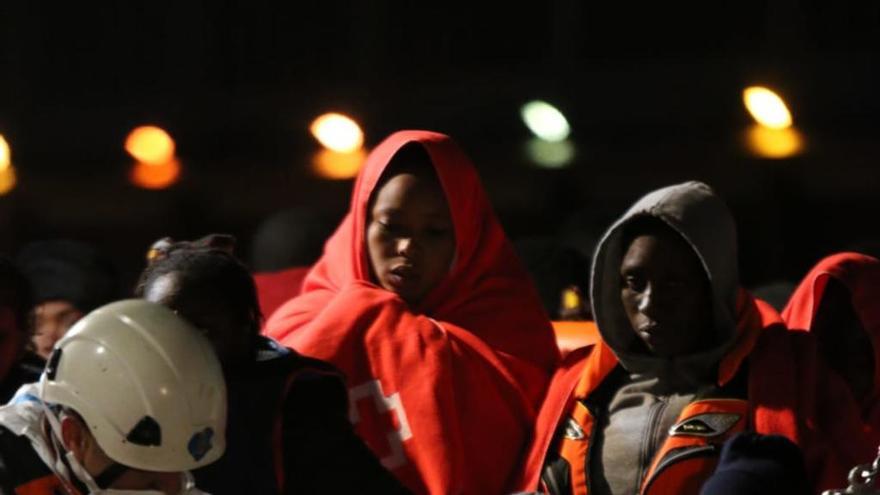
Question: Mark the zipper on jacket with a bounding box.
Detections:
[582,400,599,495]
[637,399,668,489]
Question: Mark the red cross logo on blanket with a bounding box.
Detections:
[349,380,413,469]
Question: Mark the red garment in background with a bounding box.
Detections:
[253,266,310,321]
[770,252,880,491]
[264,130,559,494]
[781,252,880,412]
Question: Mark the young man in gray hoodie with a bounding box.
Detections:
[526,181,772,495]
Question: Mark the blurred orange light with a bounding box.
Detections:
[309,113,364,153]
[130,159,181,189]
[311,148,367,180]
[125,126,176,165]
[0,135,11,172]
[743,86,793,129]
[745,125,804,159]
[0,166,16,196]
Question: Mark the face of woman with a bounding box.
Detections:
[366,172,455,306]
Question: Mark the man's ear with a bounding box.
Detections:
[60,414,87,456]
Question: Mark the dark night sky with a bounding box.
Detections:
[0,1,879,287]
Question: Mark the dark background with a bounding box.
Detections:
[0,1,878,290]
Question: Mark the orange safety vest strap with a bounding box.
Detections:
[717,291,774,386]
[516,346,591,491]
[642,457,717,495]
[573,340,619,400]
[533,342,617,495]
[557,401,594,495]
[641,398,749,494]
[552,321,601,358]
[15,474,73,495]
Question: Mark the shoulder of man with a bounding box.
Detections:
[0,424,61,495]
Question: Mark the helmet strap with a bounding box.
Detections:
[93,463,131,489]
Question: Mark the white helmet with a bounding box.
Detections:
[39,299,227,472]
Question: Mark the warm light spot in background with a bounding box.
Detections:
[309,113,364,153]
[521,100,571,142]
[0,135,10,172]
[743,87,793,130]
[0,167,17,196]
[745,126,804,159]
[311,148,367,180]
[125,126,176,165]
[130,159,181,189]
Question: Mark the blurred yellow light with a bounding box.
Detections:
[0,135,10,172]
[743,87,793,129]
[561,287,581,311]
[309,113,364,153]
[125,126,176,165]
[312,148,367,180]
[0,167,16,196]
[521,100,570,142]
[526,138,575,169]
[130,159,181,189]
[745,125,804,159]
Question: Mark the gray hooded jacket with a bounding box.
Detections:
[587,181,740,494]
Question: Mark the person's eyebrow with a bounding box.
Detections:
[375,207,403,216]
[57,308,81,319]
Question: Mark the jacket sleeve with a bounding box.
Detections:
[0,427,18,495]
[279,369,412,495]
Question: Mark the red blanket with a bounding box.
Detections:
[264,130,559,494]
[253,266,310,321]
[773,252,880,491]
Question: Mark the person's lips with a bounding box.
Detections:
[387,264,419,289]
[637,323,661,343]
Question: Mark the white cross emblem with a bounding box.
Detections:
[348,380,413,469]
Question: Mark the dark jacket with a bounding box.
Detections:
[193,337,410,494]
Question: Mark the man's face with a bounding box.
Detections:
[32,300,83,360]
[619,230,714,357]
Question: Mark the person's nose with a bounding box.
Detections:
[396,237,416,257]
[637,282,660,319]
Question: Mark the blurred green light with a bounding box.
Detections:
[521,100,571,142]
[526,138,575,169]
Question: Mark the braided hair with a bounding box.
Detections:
[135,235,262,365]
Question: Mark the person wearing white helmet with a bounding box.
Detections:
[0,299,227,495]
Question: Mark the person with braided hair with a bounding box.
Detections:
[135,235,409,495]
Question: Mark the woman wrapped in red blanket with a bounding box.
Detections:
[264,130,559,494]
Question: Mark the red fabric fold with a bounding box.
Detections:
[264,130,559,494]
[770,252,880,491]
[253,266,310,321]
